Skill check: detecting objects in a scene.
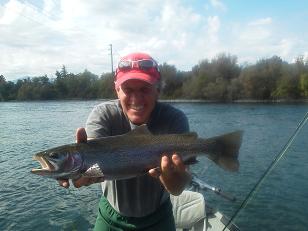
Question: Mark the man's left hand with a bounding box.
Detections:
[149,154,191,196]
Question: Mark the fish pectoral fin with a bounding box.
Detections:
[83,163,105,177]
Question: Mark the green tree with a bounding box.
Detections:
[210,53,240,81]
[98,73,116,99]
[299,73,308,97]
[182,73,208,99]
[159,63,185,99]
[0,75,6,101]
[226,78,244,100]
[183,54,240,100]
[240,56,283,99]
[203,78,228,100]
[55,65,69,98]
[1,53,307,101]
[16,76,56,100]
[272,74,300,99]
[76,69,99,99]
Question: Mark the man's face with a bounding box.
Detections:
[116,79,159,125]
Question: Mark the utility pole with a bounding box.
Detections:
[109,44,114,75]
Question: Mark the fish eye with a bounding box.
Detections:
[49,152,60,159]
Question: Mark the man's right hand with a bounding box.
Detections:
[58,127,104,188]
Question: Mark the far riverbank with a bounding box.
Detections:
[159,99,308,104]
[1,98,308,103]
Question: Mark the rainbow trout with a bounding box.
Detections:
[31,125,243,180]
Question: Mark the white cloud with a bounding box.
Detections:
[0,0,307,80]
[42,0,56,16]
[209,0,227,11]
[277,38,294,58]
[240,17,273,42]
[0,0,24,25]
[248,17,272,26]
[207,16,220,42]
[226,16,308,64]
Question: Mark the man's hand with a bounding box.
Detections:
[148,154,192,196]
[58,128,104,188]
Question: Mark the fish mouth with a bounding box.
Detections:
[31,155,55,174]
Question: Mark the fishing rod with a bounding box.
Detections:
[223,111,308,231]
[190,174,236,202]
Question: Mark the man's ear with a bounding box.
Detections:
[115,85,121,98]
[114,84,120,92]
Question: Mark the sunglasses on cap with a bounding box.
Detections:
[118,59,159,71]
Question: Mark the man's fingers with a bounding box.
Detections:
[73,177,91,188]
[149,167,162,178]
[72,177,105,188]
[172,154,185,170]
[161,155,171,172]
[161,154,184,174]
[58,177,105,189]
[58,179,70,188]
[76,127,87,143]
[149,154,187,183]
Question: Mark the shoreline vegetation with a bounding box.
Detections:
[2,98,308,104]
[6,97,308,105]
[1,54,308,102]
[160,99,308,103]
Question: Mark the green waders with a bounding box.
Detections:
[93,196,176,231]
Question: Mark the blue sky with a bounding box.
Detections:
[0,0,307,81]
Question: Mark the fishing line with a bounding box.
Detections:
[223,111,308,231]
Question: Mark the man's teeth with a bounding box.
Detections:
[131,105,144,111]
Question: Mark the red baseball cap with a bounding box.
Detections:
[114,52,161,88]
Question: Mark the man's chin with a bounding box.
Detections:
[128,116,147,125]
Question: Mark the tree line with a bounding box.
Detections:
[1,53,308,101]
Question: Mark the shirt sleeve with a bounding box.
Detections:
[85,105,111,138]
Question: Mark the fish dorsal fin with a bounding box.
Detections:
[128,124,152,136]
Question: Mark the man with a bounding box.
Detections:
[59,52,192,230]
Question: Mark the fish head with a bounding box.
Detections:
[31,146,83,179]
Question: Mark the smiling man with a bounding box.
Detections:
[60,52,192,230]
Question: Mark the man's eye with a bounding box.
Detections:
[141,87,152,94]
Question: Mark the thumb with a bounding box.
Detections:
[76,127,87,143]
[148,167,162,178]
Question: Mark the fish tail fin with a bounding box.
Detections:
[201,130,243,172]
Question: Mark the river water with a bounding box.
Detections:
[0,100,307,231]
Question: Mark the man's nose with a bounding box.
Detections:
[130,91,143,100]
